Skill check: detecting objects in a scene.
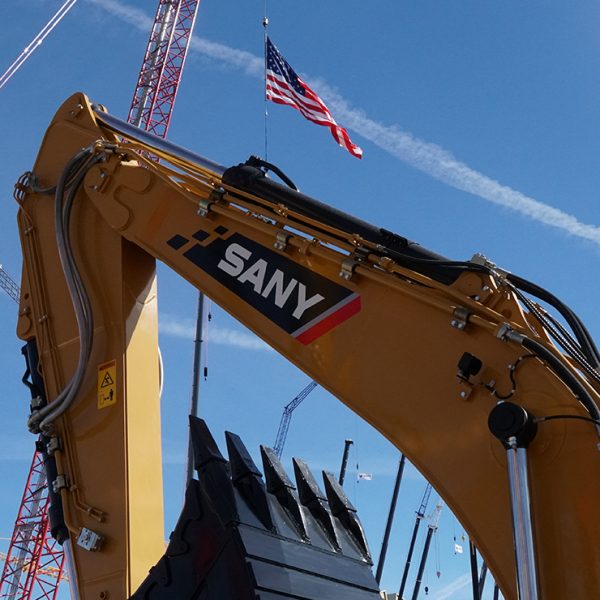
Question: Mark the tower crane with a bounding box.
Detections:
[0,452,66,600]
[128,0,200,138]
[411,501,444,600]
[273,381,318,458]
[0,2,201,597]
[398,483,433,599]
[0,267,67,600]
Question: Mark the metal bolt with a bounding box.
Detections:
[460,391,467,399]
[69,103,84,117]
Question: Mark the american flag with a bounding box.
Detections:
[266,37,363,159]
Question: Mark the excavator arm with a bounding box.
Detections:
[14,93,600,599]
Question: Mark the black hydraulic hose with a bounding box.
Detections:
[244,155,299,191]
[222,164,462,285]
[87,109,600,368]
[224,162,600,380]
[511,288,600,385]
[507,272,600,369]
[515,332,600,426]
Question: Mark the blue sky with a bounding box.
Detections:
[1,1,599,598]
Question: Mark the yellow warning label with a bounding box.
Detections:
[98,360,117,409]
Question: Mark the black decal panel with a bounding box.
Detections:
[176,232,361,343]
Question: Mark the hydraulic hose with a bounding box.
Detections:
[502,327,600,437]
[28,148,101,433]
[506,272,600,369]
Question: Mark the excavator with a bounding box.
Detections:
[11,92,600,599]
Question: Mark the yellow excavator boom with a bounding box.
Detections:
[13,93,600,599]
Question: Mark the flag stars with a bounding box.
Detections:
[265,37,363,159]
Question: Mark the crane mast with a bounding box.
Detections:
[128,0,200,138]
[0,451,66,600]
[0,267,67,600]
[398,483,432,598]
[411,502,443,600]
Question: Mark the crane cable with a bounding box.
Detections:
[0,0,79,91]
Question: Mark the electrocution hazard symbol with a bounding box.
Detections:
[98,360,117,409]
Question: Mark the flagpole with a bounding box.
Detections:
[262,9,269,161]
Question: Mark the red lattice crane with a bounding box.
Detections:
[0,1,201,597]
[128,0,201,137]
[0,451,66,600]
[0,267,66,600]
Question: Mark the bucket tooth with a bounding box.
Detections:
[260,446,307,540]
[189,416,237,524]
[293,457,340,550]
[131,421,380,599]
[189,415,227,469]
[323,471,372,561]
[225,431,274,532]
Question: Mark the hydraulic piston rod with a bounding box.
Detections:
[489,402,539,600]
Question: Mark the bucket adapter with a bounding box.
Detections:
[130,417,380,599]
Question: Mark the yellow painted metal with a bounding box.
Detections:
[15,93,600,599]
[16,94,164,599]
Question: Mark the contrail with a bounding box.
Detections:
[431,573,471,600]
[86,0,600,246]
[160,315,273,352]
[316,80,600,245]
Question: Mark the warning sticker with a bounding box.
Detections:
[98,360,117,409]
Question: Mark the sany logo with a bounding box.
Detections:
[169,229,361,344]
[217,243,324,320]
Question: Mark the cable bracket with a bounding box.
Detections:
[274,230,291,251]
[52,474,69,493]
[451,307,472,330]
[198,187,224,217]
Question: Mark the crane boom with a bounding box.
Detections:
[0,266,20,304]
[410,502,444,600]
[427,501,444,531]
[273,380,317,457]
[398,483,433,598]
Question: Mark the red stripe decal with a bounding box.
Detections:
[295,296,362,345]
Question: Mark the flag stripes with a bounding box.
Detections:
[266,37,362,159]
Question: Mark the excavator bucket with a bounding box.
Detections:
[130,417,381,599]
